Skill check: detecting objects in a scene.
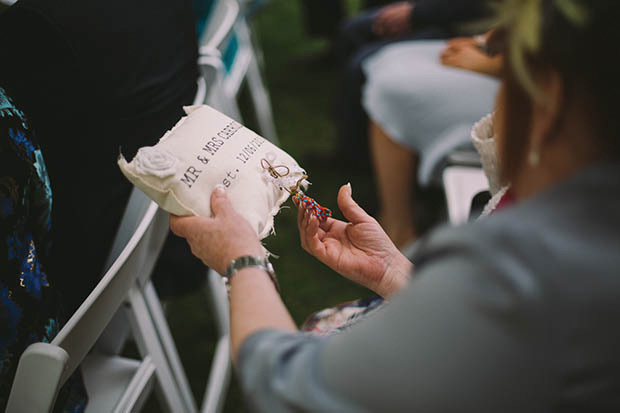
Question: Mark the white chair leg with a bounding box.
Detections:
[126,285,196,413]
[207,269,230,333]
[207,78,244,124]
[143,281,198,413]
[246,52,278,144]
[237,20,278,144]
[201,269,232,413]
[201,336,231,413]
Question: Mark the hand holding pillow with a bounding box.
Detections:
[170,186,264,275]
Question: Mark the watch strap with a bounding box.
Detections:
[224,256,279,293]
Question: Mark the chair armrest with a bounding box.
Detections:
[6,343,69,413]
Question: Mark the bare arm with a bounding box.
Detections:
[169,186,297,362]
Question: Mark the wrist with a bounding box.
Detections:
[221,243,265,274]
[378,252,413,298]
[224,255,279,293]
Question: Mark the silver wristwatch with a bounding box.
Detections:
[224,256,279,293]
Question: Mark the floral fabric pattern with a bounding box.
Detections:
[301,295,386,336]
[0,87,85,411]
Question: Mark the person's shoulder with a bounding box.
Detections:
[412,209,528,265]
[410,211,546,311]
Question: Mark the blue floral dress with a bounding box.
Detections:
[0,87,86,411]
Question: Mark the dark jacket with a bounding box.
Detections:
[0,0,199,313]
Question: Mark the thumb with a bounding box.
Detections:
[337,183,372,224]
[210,185,233,217]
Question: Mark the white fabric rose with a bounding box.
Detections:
[133,147,178,178]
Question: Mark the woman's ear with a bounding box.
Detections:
[528,69,564,162]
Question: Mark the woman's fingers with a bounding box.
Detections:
[337,183,372,224]
[441,51,458,67]
[297,202,305,229]
[210,185,232,217]
[299,207,325,254]
[307,213,320,237]
[305,215,326,255]
[301,210,312,235]
[169,214,186,237]
[318,216,337,233]
[170,214,208,239]
[299,206,320,255]
[299,208,311,250]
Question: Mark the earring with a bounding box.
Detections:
[528,138,541,166]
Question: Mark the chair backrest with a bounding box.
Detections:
[199,0,240,57]
[6,189,168,411]
[193,0,216,39]
[418,123,477,187]
[195,75,208,106]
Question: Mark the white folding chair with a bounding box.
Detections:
[95,76,226,413]
[198,0,278,144]
[417,124,481,187]
[200,271,231,413]
[7,189,197,412]
[94,72,208,350]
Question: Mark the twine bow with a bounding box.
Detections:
[261,158,332,222]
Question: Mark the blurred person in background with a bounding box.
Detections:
[0,0,202,314]
[299,0,392,62]
[364,33,501,248]
[336,0,490,160]
[171,0,620,410]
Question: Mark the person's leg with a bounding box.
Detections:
[335,41,388,162]
[363,40,500,248]
[334,25,449,163]
[369,120,417,248]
